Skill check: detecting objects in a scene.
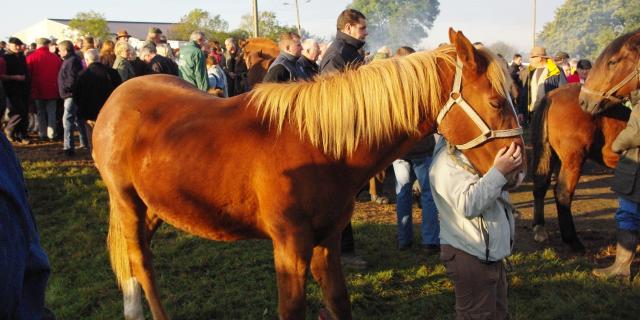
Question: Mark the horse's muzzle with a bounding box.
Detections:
[504,169,525,191]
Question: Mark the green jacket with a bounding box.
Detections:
[178,41,209,91]
[612,102,640,203]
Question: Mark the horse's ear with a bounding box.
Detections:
[453,30,478,72]
[448,28,457,44]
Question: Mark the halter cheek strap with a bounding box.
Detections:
[581,60,640,103]
[436,58,523,150]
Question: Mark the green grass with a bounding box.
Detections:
[23,160,640,320]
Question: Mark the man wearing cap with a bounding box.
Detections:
[116,30,132,43]
[143,27,162,49]
[26,38,62,141]
[517,46,567,123]
[1,37,30,144]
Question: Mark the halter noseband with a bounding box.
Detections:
[580,59,640,104]
[436,57,523,150]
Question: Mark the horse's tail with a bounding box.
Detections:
[530,94,553,177]
[107,198,131,290]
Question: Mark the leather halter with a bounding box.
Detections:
[580,59,640,104]
[436,58,523,150]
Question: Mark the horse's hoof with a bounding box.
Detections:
[533,225,549,243]
[371,195,389,205]
[568,240,585,253]
[319,308,334,320]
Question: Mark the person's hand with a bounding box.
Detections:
[12,75,26,81]
[493,142,523,175]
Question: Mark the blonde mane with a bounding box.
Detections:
[250,45,510,158]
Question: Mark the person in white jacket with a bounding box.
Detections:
[430,139,523,319]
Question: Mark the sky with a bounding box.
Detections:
[1,0,565,52]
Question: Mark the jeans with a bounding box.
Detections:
[615,197,640,231]
[62,98,88,150]
[393,156,440,246]
[35,99,57,139]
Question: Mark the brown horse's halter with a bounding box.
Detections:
[436,58,523,150]
[580,59,640,104]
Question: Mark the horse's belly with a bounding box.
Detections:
[150,203,266,241]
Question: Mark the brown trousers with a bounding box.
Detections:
[440,245,508,320]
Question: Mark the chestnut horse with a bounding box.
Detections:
[580,29,640,114]
[240,37,279,89]
[531,83,629,251]
[93,29,524,320]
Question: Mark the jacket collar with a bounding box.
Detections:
[336,31,365,50]
[280,51,298,63]
[528,58,561,79]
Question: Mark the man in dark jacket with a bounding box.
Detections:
[0,132,51,319]
[593,95,640,281]
[1,37,30,144]
[263,32,308,83]
[73,49,121,150]
[319,9,368,75]
[297,38,320,78]
[319,8,370,269]
[57,40,88,156]
[140,45,179,76]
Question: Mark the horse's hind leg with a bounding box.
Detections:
[532,168,554,243]
[554,157,585,252]
[310,233,352,320]
[108,190,169,320]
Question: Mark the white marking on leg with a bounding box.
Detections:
[123,277,144,320]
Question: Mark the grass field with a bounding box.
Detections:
[19,151,640,320]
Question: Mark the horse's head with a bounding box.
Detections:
[241,38,280,88]
[437,28,525,187]
[243,50,276,87]
[579,30,640,114]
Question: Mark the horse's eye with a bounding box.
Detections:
[489,99,502,109]
[607,59,619,67]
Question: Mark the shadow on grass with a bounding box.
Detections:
[22,161,640,320]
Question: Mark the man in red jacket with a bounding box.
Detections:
[26,38,61,141]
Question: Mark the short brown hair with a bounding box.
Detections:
[278,32,300,50]
[396,46,415,57]
[59,40,74,53]
[337,9,366,31]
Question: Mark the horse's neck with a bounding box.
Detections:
[344,122,438,184]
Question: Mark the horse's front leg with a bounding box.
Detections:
[310,233,352,320]
[272,233,313,319]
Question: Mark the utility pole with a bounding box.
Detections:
[295,0,302,36]
[253,0,260,37]
[532,0,537,47]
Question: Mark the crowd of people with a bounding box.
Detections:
[2,7,638,320]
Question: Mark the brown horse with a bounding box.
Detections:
[240,37,280,89]
[93,29,524,320]
[579,29,640,114]
[531,83,629,251]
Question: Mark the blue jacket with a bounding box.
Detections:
[0,132,50,319]
[57,53,83,99]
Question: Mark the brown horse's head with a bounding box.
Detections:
[438,28,525,186]
[579,30,640,114]
[241,38,280,88]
